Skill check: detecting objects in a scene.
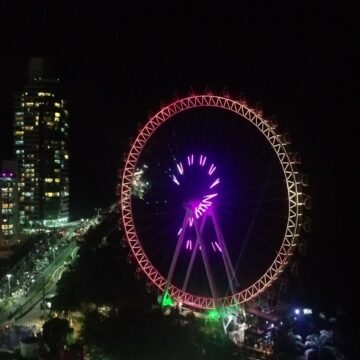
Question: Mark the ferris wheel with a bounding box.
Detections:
[120,94,307,311]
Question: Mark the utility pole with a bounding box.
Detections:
[42,277,46,318]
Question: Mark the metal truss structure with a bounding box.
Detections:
[120,94,304,310]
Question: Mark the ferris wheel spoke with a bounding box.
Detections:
[182,214,207,293]
[164,209,191,294]
[210,210,239,292]
[193,211,219,305]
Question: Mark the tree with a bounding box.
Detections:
[42,318,73,354]
[52,213,239,359]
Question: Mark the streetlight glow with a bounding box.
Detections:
[6,273,12,293]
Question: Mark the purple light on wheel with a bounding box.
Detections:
[186,240,193,251]
[210,178,220,189]
[172,154,220,247]
[194,193,218,219]
[172,175,180,186]
[187,154,194,166]
[215,241,222,253]
[208,164,216,175]
[200,155,207,166]
[177,162,184,175]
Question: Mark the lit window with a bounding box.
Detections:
[45,192,60,197]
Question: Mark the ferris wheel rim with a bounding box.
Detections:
[120,94,303,310]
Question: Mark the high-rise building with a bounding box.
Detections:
[0,169,19,247]
[14,58,69,229]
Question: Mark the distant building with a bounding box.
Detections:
[14,58,69,229]
[0,168,19,247]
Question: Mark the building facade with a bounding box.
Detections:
[0,170,19,247]
[14,58,69,229]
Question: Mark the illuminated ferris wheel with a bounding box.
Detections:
[120,94,307,311]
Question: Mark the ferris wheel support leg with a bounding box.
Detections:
[193,215,219,307]
[164,210,190,296]
[182,215,207,293]
[211,211,239,292]
[182,240,199,293]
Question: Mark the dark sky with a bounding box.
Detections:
[0,2,359,310]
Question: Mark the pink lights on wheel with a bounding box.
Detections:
[209,178,220,189]
[187,154,194,166]
[171,154,221,252]
[186,239,193,251]
[208,164,216,175]
[199,154,207,166]
[177,162,184,175]
[172,175,180,185]
[171,154,219,188]
[215,241,222,252]
[210,241,222,252]
[171,154,220,220]
[188,217,194,227]
[194,193,218,219]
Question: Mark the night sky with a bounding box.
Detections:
[0,2,358,312]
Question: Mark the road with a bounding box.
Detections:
[11,242,78,321]
[0,216,98,325]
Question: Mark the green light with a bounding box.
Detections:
[206,309,221,321]
[132,165,150,199]
[160,290,174,307]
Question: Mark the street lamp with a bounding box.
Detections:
[6,274,12,293]
[50,246,57,261]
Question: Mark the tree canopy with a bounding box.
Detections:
[52,213,239,359]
